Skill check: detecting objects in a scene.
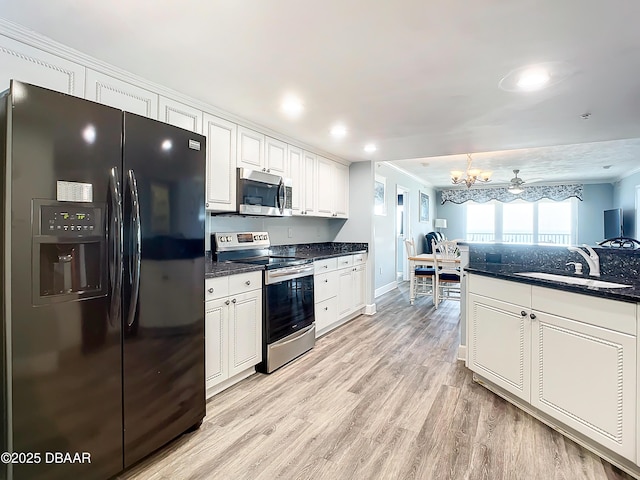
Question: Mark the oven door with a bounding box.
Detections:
[264,273,314,343]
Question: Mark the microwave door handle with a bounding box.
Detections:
[126,169,142,328]
[108,167,123,328]
[277,179,285,215]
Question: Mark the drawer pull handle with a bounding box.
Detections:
[232,298,237,304]
[530,313,536,319]
[520,311,526,317]
[225,300,230,305]
[208,288,214,294]
[324,279,328,283]
[324,307,328,311]
[245,280,251,286]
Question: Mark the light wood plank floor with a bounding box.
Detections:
[119,284,634,480]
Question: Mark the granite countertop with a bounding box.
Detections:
[205,242,368,278]
[466,262,640,303]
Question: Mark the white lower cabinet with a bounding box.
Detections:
[468,273,637,464]
[314,253,367,337]
[532,310,636,460]
[468,292,531,402]
[205,272,262,397]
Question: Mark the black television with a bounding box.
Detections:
[603,208,623,239]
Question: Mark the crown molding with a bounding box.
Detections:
[614,165,640,184]
[0,17,350,166]
[380,161,433,188]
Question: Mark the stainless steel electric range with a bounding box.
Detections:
[213,232,315,373]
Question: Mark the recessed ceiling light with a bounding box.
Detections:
[516,68,550,91]
[364,144,377,153]
[281,95,303,118]
[330,124,347,139]
[499,62,573,93]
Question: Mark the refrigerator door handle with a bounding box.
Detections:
[109,167,123,327]
[126,169,142,328]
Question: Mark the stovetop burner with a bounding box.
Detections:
[227,255,312,270]
[212,231,313,270]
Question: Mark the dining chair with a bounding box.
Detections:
[404,238,435,304]
[431,239,461,309]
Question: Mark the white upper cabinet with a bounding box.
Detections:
[204,113,237,212]
[316,156,334,217]
[158,96,202,133]
[264,136,288,176]
[86,69,158,119]
[0,34,85,96]
[236,126,264,171]
[302,151,317,216]
[288,145,304,215]
[316,156,349,218]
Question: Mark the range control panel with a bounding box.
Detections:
[214,231,270,251]
[40,205,102,236]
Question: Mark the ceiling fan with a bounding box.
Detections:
[508,169,526,194]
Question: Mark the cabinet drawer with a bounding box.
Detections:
[336,255,353,269]
[532,286,636,335]
[468,274,531,307]
[315,271,339,303]
[353,253,367,265]
[206,277,228,301]
[315,257,337,273]
[229,271,262,295]
[315,297,338,333]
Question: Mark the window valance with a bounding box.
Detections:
[440,184,583,204]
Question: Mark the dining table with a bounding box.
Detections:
[407,253,461,305]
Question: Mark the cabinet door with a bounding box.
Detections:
[264,136,287,175]
[205,298,229,387]
[353,265,366,310]
[337,268,354,318]
[228,289,263,377]
[333,162,349,218]
[316,156,334,217]
[532,311,636,461]
[86,69,158,118]
[302,151,317,216]
[288,145,304,215]
[158,96,202,133]
[237,126,264,171]
[203,113,237,211]
[468,293,531,402]
[0,34,85,97]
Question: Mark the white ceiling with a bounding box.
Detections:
[2,0,640,186]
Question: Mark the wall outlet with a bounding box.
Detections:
[288,227,293,238]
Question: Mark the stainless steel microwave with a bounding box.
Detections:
[236,168,292,217]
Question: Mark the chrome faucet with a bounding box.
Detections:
[567,244,600,277]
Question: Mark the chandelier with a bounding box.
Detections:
[450,154,492,188]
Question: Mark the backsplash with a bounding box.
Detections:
[467,243,640,280]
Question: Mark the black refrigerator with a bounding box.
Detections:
[0,81,206,480]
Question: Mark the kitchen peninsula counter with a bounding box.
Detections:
[466,262,640,303]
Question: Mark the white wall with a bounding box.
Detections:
[373,163,436,293]
[613,171,640,238]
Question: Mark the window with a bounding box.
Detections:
[465,198,575,244]
[466,203,496,242]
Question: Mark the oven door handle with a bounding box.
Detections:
[269,266,314,278]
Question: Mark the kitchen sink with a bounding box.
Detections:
[514,272,632,289]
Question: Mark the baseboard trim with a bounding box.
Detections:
[457,345,467,362]
[375,281,397,298]
[364,303,376,315]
